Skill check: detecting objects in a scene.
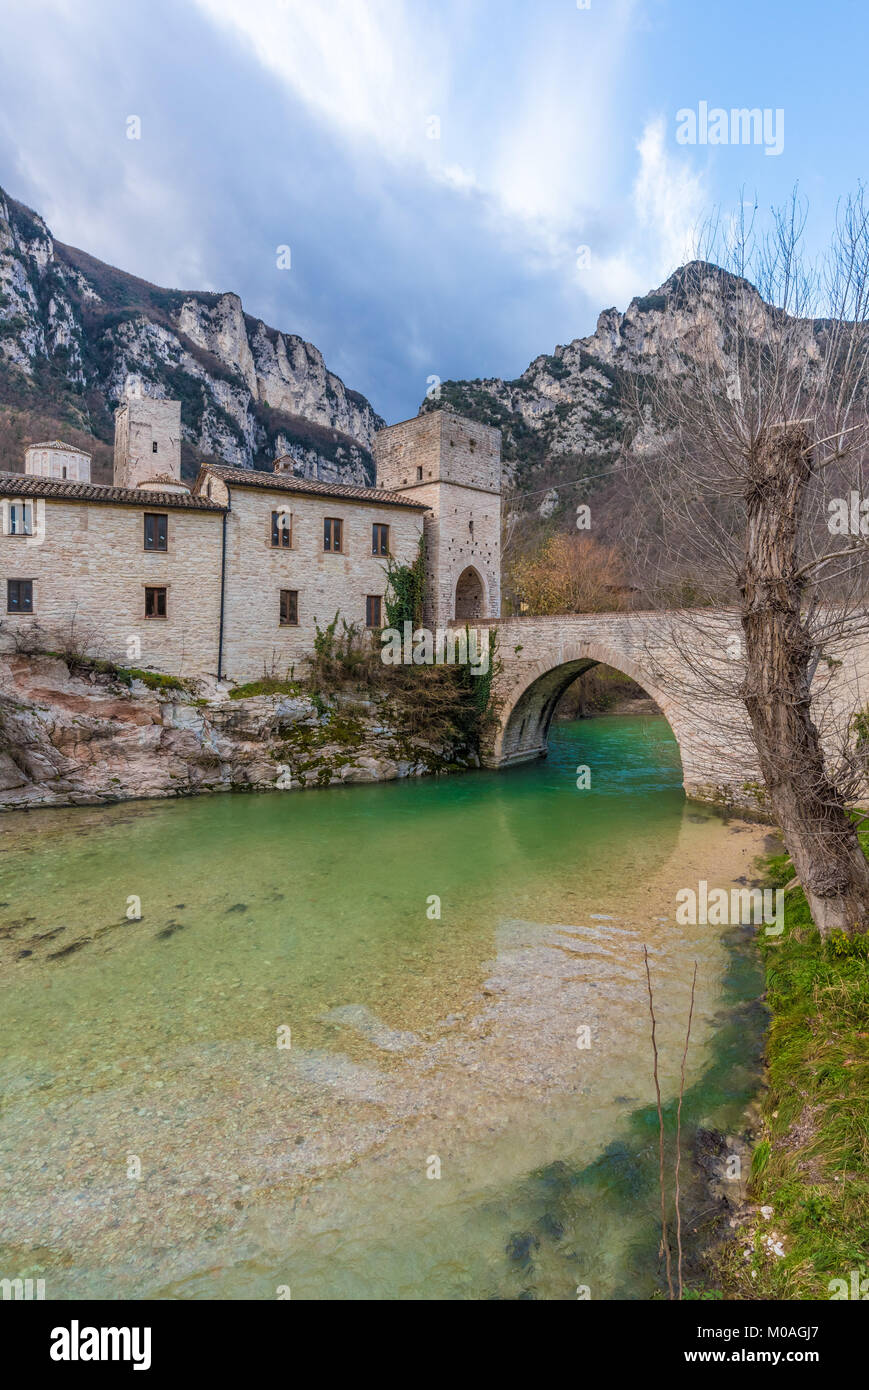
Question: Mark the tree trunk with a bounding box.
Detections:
[739,424,869,938]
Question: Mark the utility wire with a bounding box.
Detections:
[511,460,626,501]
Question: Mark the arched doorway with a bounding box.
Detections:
[455,566,485,619]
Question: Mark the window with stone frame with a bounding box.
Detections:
[280,589,299,626]
[144,513,168,551]
[7,502,33,536]
[372,522,390,556]
[271,510,293,548]
[323,517,343,552]
[145,586,167,619]
[6,579,33,613]
[365,594,382,628]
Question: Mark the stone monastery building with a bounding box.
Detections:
[0,397,502,683]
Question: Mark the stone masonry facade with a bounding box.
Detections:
[0,484,225,677]
[203,467,426,681]
[113,397,183,491]
[0,402,496,685]
[373,410,501,628]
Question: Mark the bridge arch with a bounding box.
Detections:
[493,641,691,782]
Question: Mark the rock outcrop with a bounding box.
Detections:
[0,187,383,483]
[419,261,822,487]
[0,654,477,811]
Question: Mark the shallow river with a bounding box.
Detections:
[0,715,770,1299]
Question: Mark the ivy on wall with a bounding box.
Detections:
[383,536,426,629]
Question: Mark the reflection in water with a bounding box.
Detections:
[0,716,767,1299]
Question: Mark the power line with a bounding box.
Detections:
[510,460,627,501]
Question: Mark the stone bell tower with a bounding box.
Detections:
[373,409,501,628]
[113,391,186,492]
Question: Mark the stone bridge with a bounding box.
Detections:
[470,611,868,812]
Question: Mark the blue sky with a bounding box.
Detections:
[1,0,866,421]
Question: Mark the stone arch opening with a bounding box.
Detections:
[493,644,686,788]
[454,566,485,620]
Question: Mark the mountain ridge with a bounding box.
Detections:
[0,187,384,484]
[417,259,784,499]
[1,184,804,518]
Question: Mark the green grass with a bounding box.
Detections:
[228,678,302,700]
[42,651,193,694]
[719,839,869,1299]
[112,665,191,692]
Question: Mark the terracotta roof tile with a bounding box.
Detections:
[0,472,225,511]
[26,439,92,455]
[199,463,428,509]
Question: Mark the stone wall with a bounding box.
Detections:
[211,478,425,682]
[374,410,501,627]
[0,477,427,685]
[0,495,224,678]
[114,399,182,488]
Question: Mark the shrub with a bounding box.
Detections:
[383,537,426,629]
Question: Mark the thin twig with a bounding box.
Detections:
[675,961,698,1301]
[644,944,674,1300]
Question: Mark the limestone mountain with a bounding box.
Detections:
[0,186,383,484]
[418,261,799,513]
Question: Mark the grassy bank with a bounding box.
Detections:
[718,838,869,1298]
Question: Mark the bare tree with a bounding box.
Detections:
[627,189,869,937]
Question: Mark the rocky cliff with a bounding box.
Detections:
[420,261,815,499]
[0,653,478,811]
[0,187,383,484]
[0,185,824,507]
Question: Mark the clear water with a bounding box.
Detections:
[0,715,767,1300]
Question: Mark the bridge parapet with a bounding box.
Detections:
[476,611,867,814]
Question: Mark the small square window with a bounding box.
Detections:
[271,510,292,548]
[280,589,299,626]
[366,595,382,628]
[372,523,390,556]
[144,513,168,551]
[323,517,343,552]
[6,579,33,613]
[145,586,167,619]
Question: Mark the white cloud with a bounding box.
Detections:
[632,115,705,273]
[579,116,708,307]
[0,0,714,417]
[190,0,644,250]
[190,0,451,158]
[186,0,707,316]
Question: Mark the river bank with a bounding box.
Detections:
[708,838,869,1301]
[0,652,481,811]
[0,650,680,813]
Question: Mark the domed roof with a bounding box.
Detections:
[27,439,92,456]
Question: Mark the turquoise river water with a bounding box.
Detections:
[0,714,770,1299]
